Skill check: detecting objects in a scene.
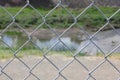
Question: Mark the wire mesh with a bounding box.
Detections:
[0,0,120,80]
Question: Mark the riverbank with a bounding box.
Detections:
[0,28,120,56]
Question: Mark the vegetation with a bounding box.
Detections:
[97,53,120,60]
[0,6,119,59]
[0,6,119,30]
[0,48,120,59]
[0,48,77,59]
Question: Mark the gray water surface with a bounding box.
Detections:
[0,35,80,51]
[1,29,120,55]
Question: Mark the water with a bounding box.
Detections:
[36,37,79,51]
[1,29,120,55]
[2,36,14,47]
[0,35,80,51]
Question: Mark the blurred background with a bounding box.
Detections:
[0,0,120,8]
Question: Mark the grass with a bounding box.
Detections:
[0,48,73,59]
[0,6,120,59]
[0,6,119,29]
[0,48,120,60]
[4,31,22,35]
[0,46,90,59]
[97,53,120,60]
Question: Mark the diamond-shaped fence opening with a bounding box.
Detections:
[0,23,30,51]
[0,0,120,80]
[2,58,30,80]
[14,41,45,68]
[77,6,107,31]
[14,6,43,32]
[61,59,88,80]
[45,53,73,70]
[45,7,75,30]
[92,29,120,55]
[31,58,58,80]
[30,24,58,42]
[92,61,120,80]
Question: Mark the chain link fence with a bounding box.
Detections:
[0,0,120,80]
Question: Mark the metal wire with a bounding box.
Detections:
[0,0,120,80]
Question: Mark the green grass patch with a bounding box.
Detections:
[0,6,119,29]
[4,31,22,35]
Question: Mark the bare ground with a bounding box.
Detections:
[0,55,120,80]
